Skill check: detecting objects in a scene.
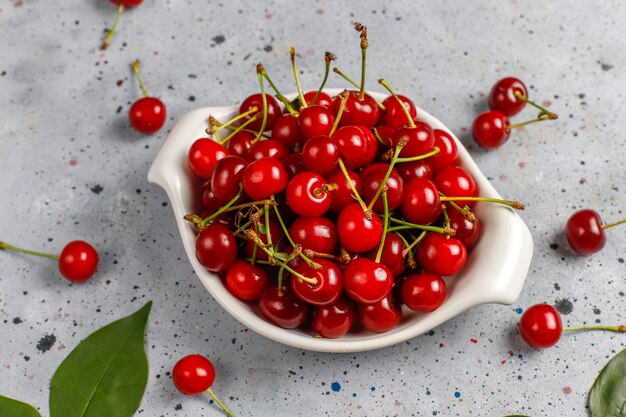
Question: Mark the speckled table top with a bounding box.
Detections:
[1,1,625,416]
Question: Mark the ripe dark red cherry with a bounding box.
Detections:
[367,233,405,277]
[188,138,229,179]
[129,97,166,134]
[172,354,215,395]
[271,114,303,150]
[325,167,363,213]
[472,110,511,149]
[301,135,339,175]
[210,155,247,204]
[396,159,433,182]
[380,94,417,128]
[242,157,289,201]
[302,90,333,109]
[311,297,355,339]
[111,0,142,6]
[226,131,254,157]
[297,105,334,140]
[337,203,383,253]
[195,224,237,272]
[519,304,562,349]
[333,125,370,169]
[201,187,222,212]
[239,93,281,131]
[292,259,343,305]
[58,241,100,282]
[446,209,481,250]
[259,285,309,329]
[565,209,606,255]
[246,139,290,161]
[392,121,435,158]
[417,233,467,276]
[333,91,380,128]
[488,77,528,116]
[400,179,442,225]
[343,258,393,304]
[289,216,338,254]
[225,259,269,301]
[361,163,404,212]
[286,172,333,217]
[401,273,446,312]
[428,129,458,172]
[433,166,478,208]
[357,294,402,333]
[282,152,305,178]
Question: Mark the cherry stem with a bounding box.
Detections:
[441,205,451,230]
[394,232,411,248]
[354,22,368,101]
[258,64,297,116]
[374,192,390,263]
[253,68,269,143]
[303,249,345,263]
[439,196,524,210]
[277,266,285,296]
[601,218,626,230]
[311,52,336,106]
[401,231,426,258]
[388,218,454,236]
[0,241,59,260]
[332,68,385,110]
[290,47,307,109]
[563,325,626,333]
[206,388,237,417]
[264,203,273,248]
[371,128,387,146]
[196,186,246,228]
[250,223,259,267]
[208,106,258,135]
[393,146,440,163]
[337,158,370,219]
[368,140,406,211]
[217,114,260,145]
[101,4,124,50]
[313,183,338,198]
[132,59,148,98]
[514,91,558,120]
[329,90,349,136]
[508,115,556,130]
[441,195,476,223]
[378,78,415,128]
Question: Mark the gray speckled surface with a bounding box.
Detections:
[1,1,625,416]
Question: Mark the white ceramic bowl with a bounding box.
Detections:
[148,89,533,353]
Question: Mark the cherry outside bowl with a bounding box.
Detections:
[148,89,533,353]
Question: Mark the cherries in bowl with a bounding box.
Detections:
[148,89,533,353]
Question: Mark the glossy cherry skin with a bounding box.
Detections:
[325,167,363,213]
[519,304,562,349]
[226,131,254,157]
[343,258,393,304]
[489,77,528,116]
[242,157,289,201]
[337,203,383,253]
[565,209,606,254]
[446,209,481,250]
[417,233,467,276]
[367,233,405,277]
[361,163,404,213]
[392,121,435,158]
[472,110,511,149]
[172,354,215,395]
[396,160,433,182]
[293,91,333,109]
[111,0,142,6]
[302,135,339,175]
[282,152,305,178]
[311,297,355,338]
[289,216,338,254]
[357,126,379,167]
[271,114,303,150]
[239,93,281,132]
[374,125,396,149]
[243,218,283,262]
[292,259,343,306]
[401,273,447,312]
[333,125,370,169]
[58,241,99,282]
[129,97,166,134]
[286,172,333,217]
[246,139,290,162]
[333,91,380,128]
[428,129,458,172]
[187,138,229,180]
[433,166,478,208]
[225,259,268,301]
[195,224,237,272]
[259,285,309,329]
[210,155,247,204]
[297,105,334,140]
[201,186,222,212]
[357,294,402,333]
[400,179,442,225]
[380,94,417,128]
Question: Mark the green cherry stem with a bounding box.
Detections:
[563,324,626,333]
[601,218,626,229]
[253,66,269,143]
[374,192,390,263]
[311,51,336,106]
[0,241,59,260]
[337,157,370,218]
[250,223,259,267]
[264,203,273,248]
[440,194,477,223]
[371,128,387,146]
[258,64,297,116]
[354,22,368,101]
[513,91,558,120]
[101,4,124,50]
[388,217,454,236]
[217,114,260,145]
[329,90,349,136]
[393,146,440,163]
[439,196,525,210]
[208,106,258,135]
[331,67,385,110]
[401,231,426,258]
[197,186,245,228]
[378,78,415,128]
[367,140,406,211]
[277,266,286,296]
[206,388,237,417]
[290,47,307,109]
[132,59,148,98]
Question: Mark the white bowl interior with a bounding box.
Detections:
[148,89,533,353]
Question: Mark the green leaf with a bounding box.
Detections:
[50,301,152,417]
[590,348,626,417]
[273,251,289,262]
[0,395,42,417]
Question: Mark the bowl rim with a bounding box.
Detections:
[148,89,534,353]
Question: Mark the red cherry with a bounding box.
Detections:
[396,159,433,182]
[292,259,343,306]
[357,294,402,333]
[195,224,237,272]
[302,91,333,109]
[111,0,142,6]
[129,97,166,134]
[302,135,339,175]
[357,126,379,167]
[446,209,481,250]
[289,216,338,254]
[226,131,254,157]
[375,125,396,149]
[246,139,290,162]
[417,233,467,276]
[172,354,215,395]
[380,94,417,128]
[400,179,442,225]
[333,91,380,128]
[428,129,458,172]
[343,258,393,304]
[311,297,355,338]
[361,163,404,213]
[472,110,511,149]
[565,209,606,255]
[337,203,383,253]
[271,114,303,150]
[392,121,435,158]
[519,304,562,349]
[201,186,222,212]
[243,218,283,262]
[239,94,281,132]
[333,126,370,169]
[297,105,334,140]
[187,138,229,180]
[58,241,99,282]
[225,259,269,301]
[488,77,528,116]
[286,172,333,217]
[325,167,363,213]
[433,166,478,208]
[210,155,247,204]
[367,233,405,277]
[282,152,305,179]
[242,157,289,201]
[259,285,309,329]
[401,273,447,312]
